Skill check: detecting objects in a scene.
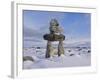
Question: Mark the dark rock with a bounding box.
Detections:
[69,54,74,56]
[23,56,34,62]
[43,34,65,41]
[68,50,71,52]
[87,50,91,53]
[78,48,82,51]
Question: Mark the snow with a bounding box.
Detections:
[23,46,91,69]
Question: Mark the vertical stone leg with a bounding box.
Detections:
[58,41,64,56]
[45,41,52,58]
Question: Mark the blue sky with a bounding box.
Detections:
[23,10,91,47]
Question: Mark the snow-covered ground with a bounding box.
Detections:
[23,46,91,69]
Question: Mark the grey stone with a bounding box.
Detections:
[58,41,64,56]
[43,19,65,58]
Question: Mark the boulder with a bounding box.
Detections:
[43,34,65,41]
[23,56,34,62]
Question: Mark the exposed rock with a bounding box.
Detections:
[23,56,34,62]
[43,34,65,41]
[69,54,75,56]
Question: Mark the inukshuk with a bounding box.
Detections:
[43,19,65,58]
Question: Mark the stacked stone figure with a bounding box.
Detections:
[43,19,65,58]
